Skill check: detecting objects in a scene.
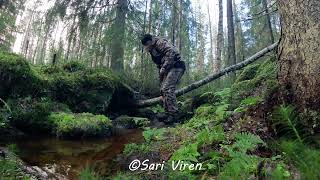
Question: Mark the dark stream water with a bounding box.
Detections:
[14,129,143,179]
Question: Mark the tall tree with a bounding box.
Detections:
[278,0,320,110]
[262,0,274,44]
[215,0,223,73]
[227,0,236,78]
[110,0,128,72]
[206,0,214,71]
[233,0,245,62]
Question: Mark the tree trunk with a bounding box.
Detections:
[207,0,214,71]
[136,42,278,107]
[233,0,245,63]
[277,0,320,110]
[227,0,236,78]
[171,0,177,45]
[110,0,128,72]
[215,0,223,73]
[262,0,274,44]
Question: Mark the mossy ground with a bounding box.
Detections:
[108,57,320,179]
[0,51,134,139]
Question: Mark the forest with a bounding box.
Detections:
[0,0,320,179]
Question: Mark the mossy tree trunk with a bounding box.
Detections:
[278,0,320,110]
[110,0,128,72]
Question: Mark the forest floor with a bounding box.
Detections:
[1,51,320,179]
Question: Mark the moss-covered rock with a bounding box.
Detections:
[49,112,112,139]
[6,97,70,134]
[113,115,150,129]
[0,51,43,98]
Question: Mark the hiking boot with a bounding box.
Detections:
[163,114,181,125]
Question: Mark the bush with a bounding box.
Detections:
[49,112,112,139]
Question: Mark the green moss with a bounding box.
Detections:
[235,63,261,83]
[0,51,43,98]
[49,112,112,139]
[7,97,70,134]
[113,115,150,129]
[123,143,152,157]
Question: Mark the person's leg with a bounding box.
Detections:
[160,68,184,121]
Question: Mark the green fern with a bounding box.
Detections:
[219,132,265,179]
[232,132,265,154]
[195,125,225,146]
[272,105,302,142]
[170,143,200,163]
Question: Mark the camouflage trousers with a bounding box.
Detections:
[160,67,185,115]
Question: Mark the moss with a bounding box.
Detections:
[123,143,152,157]
[0,51,43,98]
[49,112,112,139]
[6,97,70,134]
[235,63,261,83]
[113,115,150,129]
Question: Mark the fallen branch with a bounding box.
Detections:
[135,42,279,107]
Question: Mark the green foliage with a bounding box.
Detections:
[79,167,102,180]
[114,115,150,129]
[234,96,262,112]
[195,125,225,146]
[123,143,152,157]
[235,63,260,83]
[0,51,43,98]
[272,105,303,142]
[279,140,320,179]
[170,143,200,163]
[269,163,291,180]
[7,97,69,133]
[49,112,112,139]
[0,159,22,179]
[218,132,265,179]
[150,104,165,113]
[143,128,166,143]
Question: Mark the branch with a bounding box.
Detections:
[134,42,279,107]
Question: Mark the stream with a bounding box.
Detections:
[14,128,143,179]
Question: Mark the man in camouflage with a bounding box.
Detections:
[141,34,186,123]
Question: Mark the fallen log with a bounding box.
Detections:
[135,42,279,107]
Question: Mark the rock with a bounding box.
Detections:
[113,115,150,129]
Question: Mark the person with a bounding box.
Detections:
[141,34,186,123]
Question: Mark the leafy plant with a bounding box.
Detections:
[123,143,151,156]
[219,132,265,179]
[170,143,200,163]
[272,105,302,142]
[234,96,262,113]
[195,125,225,146]
[143,128,166,143]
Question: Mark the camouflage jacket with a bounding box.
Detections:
[148,37,185,73]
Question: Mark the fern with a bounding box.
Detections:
[219,132,265,179]
[272,105,302,142]
[170,143,200,163]
[195,125,225,146]
[232,132,265,154]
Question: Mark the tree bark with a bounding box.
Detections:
[277,0,320,110]
[110,0,128,72]
[262,0,274,44]
[215,0,223,73]
[227,0,236,78]
[135,42,278,107]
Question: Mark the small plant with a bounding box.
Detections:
[218,132,265,179]
[123,143,151,156]
[79,167,101,180]
[234,96,262,113]
[170,143,200,163]
[272,105,303,142]
[143,128,166,143]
